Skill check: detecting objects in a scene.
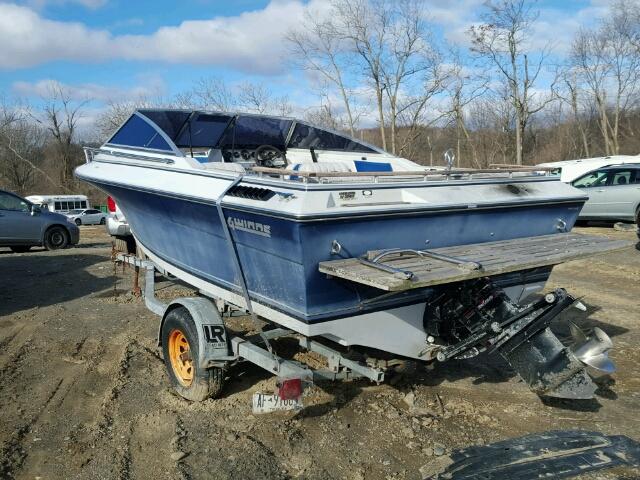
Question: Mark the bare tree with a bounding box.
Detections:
[333,0,391,150]
[570,14,640,155]
[602,12,640,152]
[0,96,20,132]
[176,77,293,116]
[33,84,86,184]
[286,9,359,135]
[469,0,554,164]
[381,0,447,156]
[554,67,591,157]
[0,119,47,194]
[237,82,292,116]
[96,97,162,140]
[192,77,235,111]
[570,29,612,154]
[610,0,640,52]
[442,51,489,167]
[0,98,69,193]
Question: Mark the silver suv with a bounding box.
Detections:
[573,164,640,223]
[0,189,80,252]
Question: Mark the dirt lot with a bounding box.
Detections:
[1,226,639,480]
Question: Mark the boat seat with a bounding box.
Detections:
[288,162,355,181]
[291,162,354,174]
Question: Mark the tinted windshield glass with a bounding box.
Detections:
[108,114,173,151]
[288,123,376,153]
[218,116,293,149]
[69,209,83,214]
[174,113,232,148]
[139,110,191,141]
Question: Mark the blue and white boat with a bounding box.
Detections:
[77,109,622,399]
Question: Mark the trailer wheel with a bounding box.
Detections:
[161,307,225,401]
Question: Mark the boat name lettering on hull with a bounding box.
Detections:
[227,217,272,237]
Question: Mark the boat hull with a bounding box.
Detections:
[98,182,582,323]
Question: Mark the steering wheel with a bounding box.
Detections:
[255,145,287,168]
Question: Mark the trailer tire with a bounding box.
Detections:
[161,307,225,401]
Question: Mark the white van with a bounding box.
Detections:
[537,155,640,182]
[25,195,90,213]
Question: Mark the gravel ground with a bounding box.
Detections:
[0,225,639,480]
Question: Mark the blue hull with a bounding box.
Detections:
[102,184,582,323]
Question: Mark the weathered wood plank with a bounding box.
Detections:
[319,233,633,292]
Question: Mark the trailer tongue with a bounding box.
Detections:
[319,232,628,400]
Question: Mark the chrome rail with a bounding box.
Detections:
[251,165,554,184]
[82,146,175,165]
[358,248,483,280]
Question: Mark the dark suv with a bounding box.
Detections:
[0,189,80,252]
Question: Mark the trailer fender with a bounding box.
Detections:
[158,297,231,369]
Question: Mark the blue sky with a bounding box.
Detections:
[0,0,612,131]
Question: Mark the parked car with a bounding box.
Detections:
[105,196,130,236]
[538,155,640,182]
[105,196,135,254]
[66,208,107,226]
[572,164,640,222]
[0,189,80,252]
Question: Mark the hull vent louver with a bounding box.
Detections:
[227,186,276,201]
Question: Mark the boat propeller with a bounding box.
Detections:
[569,322,616,375]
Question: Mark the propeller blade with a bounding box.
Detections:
[581,353,616,374]
[593,327,613,351]
[569,321,588,344]
[570,326,616,374]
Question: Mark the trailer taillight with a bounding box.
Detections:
[107,196,116,213]
[277,378,303,400]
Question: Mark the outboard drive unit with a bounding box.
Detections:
[424,278,614,400]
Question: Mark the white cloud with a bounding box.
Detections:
[0,4,113,68]
[11,77,166,102]
[425,0,613,54]
[0,1,322,74]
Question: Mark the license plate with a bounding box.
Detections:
[252,392,303,414]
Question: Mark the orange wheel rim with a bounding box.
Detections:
[168,329,194,386]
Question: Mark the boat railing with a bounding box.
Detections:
[83,147,100,163]
[83,146,553,183]
[251,165,555,184]
[83,146,175,165]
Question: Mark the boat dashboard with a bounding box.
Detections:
[221,145,286,168]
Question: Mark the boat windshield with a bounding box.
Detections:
[217,116,293,149]
[174,113,232,148]
[288,123,376,153]
[106,109,381,156]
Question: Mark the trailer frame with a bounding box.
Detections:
[116,253,385,398]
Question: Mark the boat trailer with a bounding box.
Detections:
[116,231,629,405]
[117,253,386,405]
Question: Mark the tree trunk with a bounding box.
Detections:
[515,112,523,165]
[375,84,387,151]
[390,104,396,156]
[338,85,356,138]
